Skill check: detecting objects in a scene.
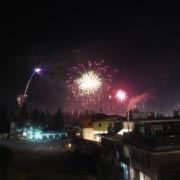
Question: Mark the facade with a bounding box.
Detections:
[98,133,130,179]
[83,128,94,141]
[98,111,180,180]
[42,131,68,141]
[9,121,68,141]
[82,119,94,141]
[81,114,121,142]
[93,120,114,141]
[124,118,180,180]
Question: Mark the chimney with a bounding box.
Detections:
[127,110,132,120]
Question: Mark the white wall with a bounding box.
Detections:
[83,128,94,141]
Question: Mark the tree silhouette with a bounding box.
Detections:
[31,107,40,126]
[20,105,29,121]
[0,106,10,133]
[53,108,64,130]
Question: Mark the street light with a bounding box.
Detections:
[17,67,42,107]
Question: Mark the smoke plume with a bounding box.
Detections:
[127,92,155,112]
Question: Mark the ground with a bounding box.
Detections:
[0,140,98,180]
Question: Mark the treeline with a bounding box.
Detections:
[0,106,65,133]
[0,106,10,133]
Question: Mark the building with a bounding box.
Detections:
[82,118,94,141]
[42,131,68,141]
[93,119,119,141]
[9,121,68,141]
[124,118,180,180]
[98,110,180,180]
[81,113,121,142]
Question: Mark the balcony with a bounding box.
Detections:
[123,133,180,151]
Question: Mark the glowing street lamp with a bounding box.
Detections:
[17,67,42,107]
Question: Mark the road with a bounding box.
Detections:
[0,140,97,180]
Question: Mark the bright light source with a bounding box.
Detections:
[27,130,33,139]
[23,132,27,137]
[34,68,41,74]
[34,131,42,140]
[76,71,102,95]
[22,67,43,102]
[115,89,127,103]
[76,132,81,136]
[68,143,72,148]
[117,128,132,135]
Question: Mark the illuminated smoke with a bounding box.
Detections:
[127,92,153,112]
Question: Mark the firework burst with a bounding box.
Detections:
[76,70,102,95]
[66,60,112,109]
[115,89,127,103]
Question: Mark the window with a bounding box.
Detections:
[120,163,129,180]
[88,122,92,126]
[151,124,163,136]
[123,145,130,158]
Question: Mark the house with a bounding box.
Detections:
[82,118,94,141]
[97,110,180,180]
[81,113,121,142]
[124,118,180,180]
[42,131,68,141]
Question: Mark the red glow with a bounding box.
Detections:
[115,89,127,103]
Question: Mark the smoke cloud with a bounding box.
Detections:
[127,92,155,112]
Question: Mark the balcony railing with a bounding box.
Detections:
[123,133,180,151]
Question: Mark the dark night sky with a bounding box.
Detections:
[1,2,180,115]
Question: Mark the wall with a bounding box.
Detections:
[93,120,114,131]
[83,128,94,141]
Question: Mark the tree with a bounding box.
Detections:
[39,111,46,128]
[44,110,53,130]
[0,106,10,133]
[20,105,29,121]
[53,108,64,130]
[31,107,40,126]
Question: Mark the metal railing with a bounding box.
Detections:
[123,133,180,150]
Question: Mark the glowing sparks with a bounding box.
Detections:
[76,71,102,95]
[115,89,127,103]
[66,60,112,109]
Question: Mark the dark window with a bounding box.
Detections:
[88,122,92,126]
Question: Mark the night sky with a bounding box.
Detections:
[1,2,180,115]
